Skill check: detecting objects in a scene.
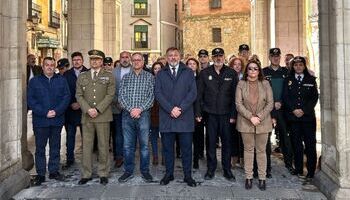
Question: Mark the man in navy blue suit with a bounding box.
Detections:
[155,47,197,187]
[63,52,88,169]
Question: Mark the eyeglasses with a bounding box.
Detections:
[248,67,259,71]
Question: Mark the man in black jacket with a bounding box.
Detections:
[196,48,238,181]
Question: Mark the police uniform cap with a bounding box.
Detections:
[291,56,306,66]
[239,44,249,52]
[57,58,69,68]
[269,48,281,56]
[88,49,105,59]
[212,48,225,56]
[198,49,209,56]
[104,57,113,64]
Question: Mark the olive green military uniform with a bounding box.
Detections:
[76,69,115,178]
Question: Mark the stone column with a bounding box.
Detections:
[275,0,305,56]
[250,0,269,66]
[103,0,120,59]
[0,0,31,199]
[68,0,104,65]
[314,0,350,199]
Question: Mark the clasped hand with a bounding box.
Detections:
[171,107,182,118]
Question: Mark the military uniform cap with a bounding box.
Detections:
[104,57,113,64]
[291,56,306,66]
[212,48,225,56]
[198,49,209,56]
[269,48,281,56]
[239,44,250,52]
[57,58,69,68]
[88,49,105,59]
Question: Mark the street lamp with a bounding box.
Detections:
[27,13,41,32]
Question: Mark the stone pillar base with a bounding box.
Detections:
[314,170,350,200]
[0,169,30,200]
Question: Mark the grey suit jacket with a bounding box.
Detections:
[235,80,274,134]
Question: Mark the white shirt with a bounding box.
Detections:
[295,73,304,81]
[91,68,101,79]
[169,64,179,75]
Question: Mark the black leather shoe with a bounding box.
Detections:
[184,176,197,187]
[118,172,134,183]
[100,177,108,185]
[258,179,266,191]
[32,175,45,186]
[78,178,92,185]
[62,160,74,170]
[204,171,214,180]
[141,172,153,183]
[160,175,174,185]
[49,172,65,181]
[223,170,236,182]
[245,179,252,190]
[266,172,272,178]
[291,169,303,176]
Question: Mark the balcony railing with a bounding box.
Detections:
[131,37,151,50]
[28,2,42,22]
[49,11,60,28]
[131,4,151,16]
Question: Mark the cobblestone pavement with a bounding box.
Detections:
[14,117,326,199]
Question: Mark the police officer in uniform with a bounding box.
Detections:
[283,56,318,180]
[76,49,116,185]
[261,48,294,177]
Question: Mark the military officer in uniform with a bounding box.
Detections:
[76,49,116,185]
[283,56,318,180]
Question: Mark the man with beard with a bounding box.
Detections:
[111,51,132,168]
[196,48,238,181]
[155,47,197,187]
[26,54,42,84]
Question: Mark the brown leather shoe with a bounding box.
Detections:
[115,158,124,168]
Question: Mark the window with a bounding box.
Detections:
[49,0,60,28]
[134,25,148,49]
[175,4,178,22]
[134,0,148,16]
[28,0,42,22]
[210,0,221,9]
[212,28,221,43]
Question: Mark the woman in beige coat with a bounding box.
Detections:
[235,59,274,190]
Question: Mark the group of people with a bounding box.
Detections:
[26,44,318,191]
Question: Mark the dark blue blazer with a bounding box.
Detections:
[63,66,89,125]
[27,74,71,127]
[155,62,197,132]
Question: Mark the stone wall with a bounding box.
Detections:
[183,13,250,58]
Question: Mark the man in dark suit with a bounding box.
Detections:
[26,54,42,84]
[62,52,88,169]
[155,47,197,187]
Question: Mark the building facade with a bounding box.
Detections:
[26,0,67,64]
[180,0,251,59]
[121,0,181,64]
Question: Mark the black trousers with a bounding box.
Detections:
[275,110,294,167]
[206,114,232,172]
[231,124,244,158]
[193,121,205,162]
[290,119,317,176]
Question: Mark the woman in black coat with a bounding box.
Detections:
[283,56,318,180]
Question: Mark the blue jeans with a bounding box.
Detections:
[150,126,159,157]
[34,126,62,176]
[113,113,123,160]
[123,111,151,174]
[64,123,81,162]
[162,132,193,177]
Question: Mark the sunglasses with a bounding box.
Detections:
[248,67,259,71]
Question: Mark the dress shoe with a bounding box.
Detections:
[78,178,92,185]
[266,172,272,178]
[287,166,295,174]
[115,158,124,168]
[142,172,153,182]
[49,172,65,181]
[204,171,215,180]
[223,170,236,182]
[305,174,314,181]
[184,176,197,187]
[245,179,253,190]
[258,179,266,191]
[62,160,74,170]
[152,156,159,165]
[100,177,108,185]
[193,161,199,169]
[291,169,303,176]
[160,175,174,185]
[32,175,45,186]
[118,172,134,183]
